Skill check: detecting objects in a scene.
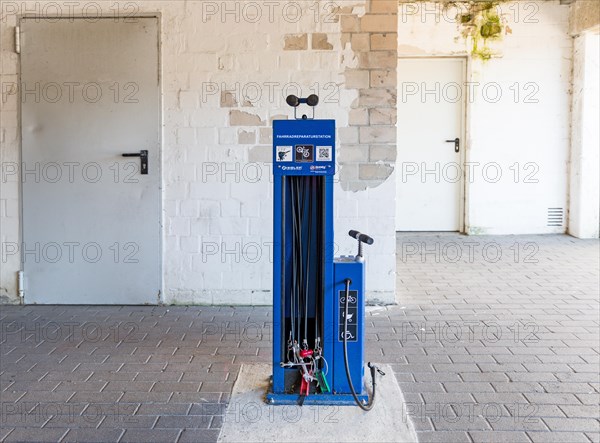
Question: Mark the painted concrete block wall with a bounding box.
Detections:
[397,1,573,235]
[0,1,398,305]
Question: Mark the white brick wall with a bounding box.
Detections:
[397,1,573,235]
[1,1,577,305]
[0,0,397,305]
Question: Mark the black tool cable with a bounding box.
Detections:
[316,178,325,347]
[313,177,320,345]
[289,178,297,345]
[303,177,310,342]
[342,278,384,411]
[293,177,302,343]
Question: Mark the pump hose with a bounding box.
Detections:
[342,278,383,411]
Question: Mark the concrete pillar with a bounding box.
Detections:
[569,30,600,238]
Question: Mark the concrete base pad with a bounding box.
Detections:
[218,364,417,443]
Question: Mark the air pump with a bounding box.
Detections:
[267,95,383,409]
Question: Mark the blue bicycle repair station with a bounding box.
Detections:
[267,95,383,410]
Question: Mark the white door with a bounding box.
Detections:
[20,18,161,304]
[396,58,465,231]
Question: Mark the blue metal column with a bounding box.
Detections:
[270,119,336,397]
[268,118,368,405]
[271,173,285,393]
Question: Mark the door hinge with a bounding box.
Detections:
[18,271,24,299]
[15,26,20,54]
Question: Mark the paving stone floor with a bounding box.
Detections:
[0,234,598,442]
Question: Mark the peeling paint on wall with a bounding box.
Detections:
[0,1,398,305]
[338,0,398,193]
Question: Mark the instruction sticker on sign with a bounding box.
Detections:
[295,145,314,162]
[275,146,293,162]
[316,146,332,162]
[339,290,358,342]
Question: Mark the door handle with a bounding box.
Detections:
[445,138,460,153]
[122,150,148,174]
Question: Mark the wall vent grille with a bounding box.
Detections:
[547,208,564,227]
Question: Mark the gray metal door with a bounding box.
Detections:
[20,18,161,304]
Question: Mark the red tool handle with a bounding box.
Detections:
[299,349,313,358]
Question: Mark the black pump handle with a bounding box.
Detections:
[348,230,374,245]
